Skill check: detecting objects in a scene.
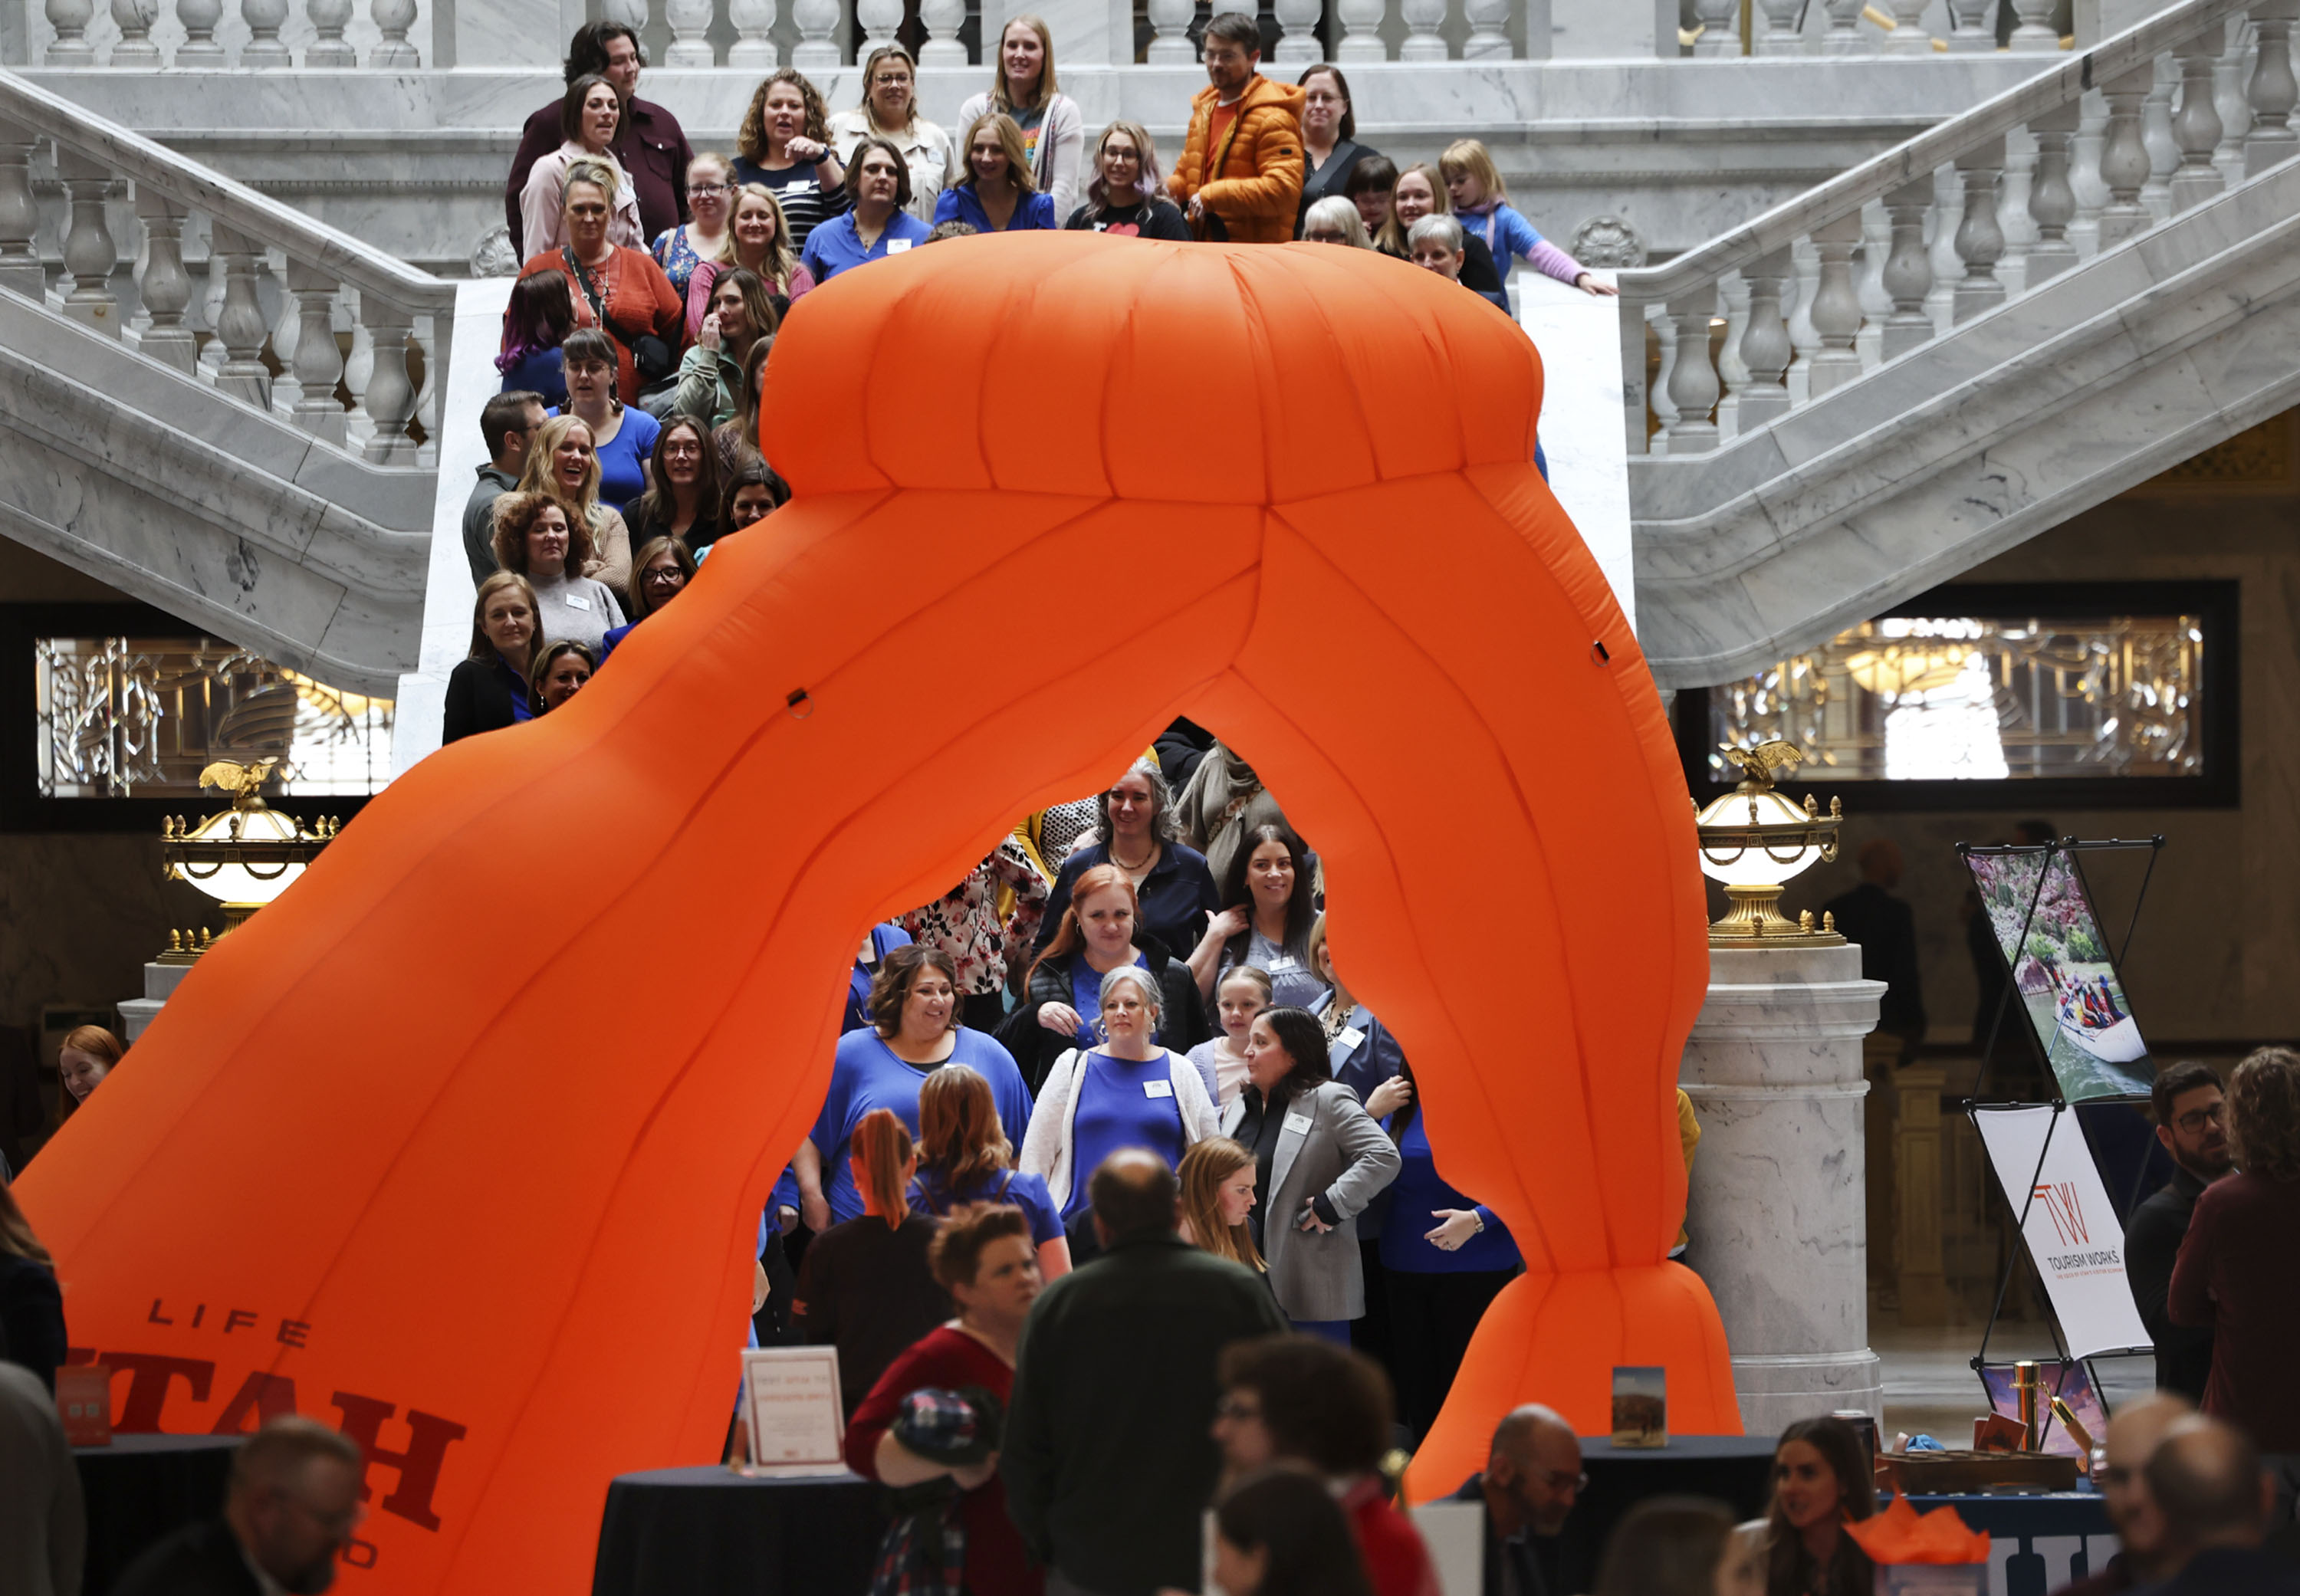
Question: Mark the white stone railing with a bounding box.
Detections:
[27,0,427,67]
[1618,0,2298,455]
[0,66,455,464]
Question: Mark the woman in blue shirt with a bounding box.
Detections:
[909,1062,1070,1279]
[1376,1056,1522,1440]
[1019,964,1217,1221]
[790,945,1034,1232]
[800,136,930,283]
[934,113,1057,235]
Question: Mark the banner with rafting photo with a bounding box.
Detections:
[1968,849,2154,1102]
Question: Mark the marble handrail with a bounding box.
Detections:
[1618,0,2300,454]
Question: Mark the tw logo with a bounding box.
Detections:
[2032,1181,2090,1246]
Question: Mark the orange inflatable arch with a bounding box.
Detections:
[21,234,1733,1594]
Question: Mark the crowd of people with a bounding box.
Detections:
[447,13,1610,741]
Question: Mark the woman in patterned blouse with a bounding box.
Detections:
[901,839,1050,1035]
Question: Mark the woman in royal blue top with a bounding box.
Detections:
[441,572,540,744]
[909,1062,1070,1279]
[933,112,1057,235]
[790,945,1034,1233]
[800,136,929,283]
[1376,1056,1522,1440]
[1020,964,1217,1222]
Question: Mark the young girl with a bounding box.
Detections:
[1188,964,1271,1108]
[1438,139,1616,299]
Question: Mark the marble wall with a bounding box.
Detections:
[1730,481,2300,1054]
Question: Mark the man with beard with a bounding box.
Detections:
[2055,1392,2194,1595]
[1448,1404,1585,1596]
[2128,1062,2233,1402]
[113,1417,364,1595]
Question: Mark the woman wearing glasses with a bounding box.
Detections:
[1064,120,1190,239]
[827,45,954,221]
[1033,757,1219,967]
[650,151,739,304]
[597,535,695,668]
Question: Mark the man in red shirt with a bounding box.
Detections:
[1212,1334,1440,1596]
[504,21,693,255]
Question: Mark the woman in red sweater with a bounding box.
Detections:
[846,1201,1045,1596]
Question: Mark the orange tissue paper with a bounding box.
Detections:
[1845,1493,1993,1565]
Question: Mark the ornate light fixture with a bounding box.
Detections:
[1695,741,1843,945]
[161,759,338,946]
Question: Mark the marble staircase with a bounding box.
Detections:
[0,67,454,695]
[1625,0,2300,688]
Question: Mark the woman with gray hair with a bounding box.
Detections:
[1301,195,1372,248]
[1019,961,1218,1222]
[1063,120,1190,240]
[1033,757,1219,966]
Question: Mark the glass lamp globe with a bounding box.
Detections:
[161,759,338,946]
[1695,741,1843,944]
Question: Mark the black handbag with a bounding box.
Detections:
[563,247,675,383]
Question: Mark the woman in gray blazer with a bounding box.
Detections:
[1218,1007,1401,1338]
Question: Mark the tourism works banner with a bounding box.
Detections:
[1973,1105,2152,1360]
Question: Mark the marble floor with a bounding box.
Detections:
[1871,1309,2157,1448]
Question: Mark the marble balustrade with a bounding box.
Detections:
[1618,0,2297,458]
[0,66,453,466]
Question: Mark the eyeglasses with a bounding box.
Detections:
[1543,1470,1590,1493]
[1305,230,1346,243]
[641,566,685,585]
[691,182,735,196]
[2175,1102,2226,1134]
[872,73,913,87]
[1214,1397,1261,1420]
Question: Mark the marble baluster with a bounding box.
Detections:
[2141,50,2179,221]
[370,0,419,66]
[1785,238,1820,406]
[210,225,271,406]
[1756,0,1804,53]
[1714,271,1750,440]
[2246,0,2299,176]
[1664,289,1720,452]
[305,0,354,63]
[195,222,228,385]
[1822,0,1865,53]
[1461,0,1508,59]
[240,0,291,64]
[790,0,839,69]
[1879,178,1934,360]
[1853,199,1889,372]
[918,0,963,63]
[110,0,163,64]
[1693,0,1737,55]
[1145,0,1194,61]
[1737,248,1793,431]
[1273,0,1319,61]
[1619,297,1657,455]
[57,152,120,337]
[1998,124,2038,298]
[727,0,777,66]
[1923,163,1960,332]
[2098,63,2157,247]
[361,295,416,465]
[133,190,196,372]
[175,0,225,61]
[2009,0,2056,52]
[1681,943,1885,1437]
[1883,0,1929,54]
[284,261,346,445]
[2170,26,2228,211]
[853,0,899,51]
[267,248,301,419]
[1807,213,1865,397]
[1334,0,1384,61]
[342,290,375,450]
[2070,88,2110,257]
[665,0,715,62]
[1649,307,1682,455]
[1945,0,1990,51]
[2213,19,2254,189]
[1399,0,1446,61]
[45,0,96,62]
[413,311,441,468]
[0,120,40,301]
[2026,100,2081,285]
[1951,137,2005,324]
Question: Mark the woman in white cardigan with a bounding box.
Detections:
[1020,964,1217,1222]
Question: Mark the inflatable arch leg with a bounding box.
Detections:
[20,235,1733,1594]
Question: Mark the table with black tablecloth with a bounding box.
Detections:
[590,1466,884,1596]
[1532,1434,1781,1590]
[74,1433,240,1595]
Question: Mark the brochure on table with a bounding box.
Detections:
[740,1347,848,1477]
[1973,1105,2153,1361]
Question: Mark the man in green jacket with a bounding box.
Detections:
[1001,1148,1287,1596]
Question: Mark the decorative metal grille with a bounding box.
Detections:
[1707,612,2205,783]
[34,636,393,799]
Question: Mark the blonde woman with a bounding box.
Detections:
[1178,1138,1265,1273]
[1392,162,1508,307]
[650,150,738,301]
[1301,195,1372,248]
[510,411,634,594]
[826,44,954,221]
[956,15,1083,223]
[521,74,643,257]
[934,113,1056,234]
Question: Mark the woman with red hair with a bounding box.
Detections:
[1001,864,1211,1094]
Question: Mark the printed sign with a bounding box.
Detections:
[741,1347,847,1476]
[1966,850,2153,1101]
[1973,1107,2152,1358]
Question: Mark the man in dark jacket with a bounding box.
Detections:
[113,1417,364,1595]
[2128,1062,2232,1402]
[1002,1148,1286,1596]
[504,22,693,256]
[1824,838,1926,1063]
[2129,1417,2300,1594]
[1448,1404,1585,1596]
[462,391,544,583]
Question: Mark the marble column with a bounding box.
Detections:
[1548,0,1672,57]
[1681,941,1885,1434]
[117,958,194,1043]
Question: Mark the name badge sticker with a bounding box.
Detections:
[565,594,591,611]
[1284,1110,1314,1133]
[1143,1078,1174,1099]
[887,238,912,255]
[1339,1026,1366,1050]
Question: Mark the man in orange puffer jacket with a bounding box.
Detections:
[1166,12,1306,245]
